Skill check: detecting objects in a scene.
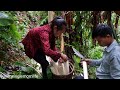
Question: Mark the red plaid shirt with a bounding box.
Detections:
[22,24,61,61]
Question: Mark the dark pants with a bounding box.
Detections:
[96,77,99,79]
[73,75,84,79]
[33,49,49,79]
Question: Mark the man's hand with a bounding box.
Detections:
[80,59,92,65]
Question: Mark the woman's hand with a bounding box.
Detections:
[60,53,68,62]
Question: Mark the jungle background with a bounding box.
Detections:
[0,11,120,79]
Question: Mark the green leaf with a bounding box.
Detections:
[0,12,14,27]
[0,66,6,73]
[0,18,13,26]
[14,61,25,66]
[73,55,81,63]
[40,16,48,26]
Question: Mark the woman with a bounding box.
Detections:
[22,16,68,79]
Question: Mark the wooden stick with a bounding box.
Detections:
[60,33,64,52]
[60,11,65,53]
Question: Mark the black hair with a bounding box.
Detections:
[51,16,67,30]
[92,23,113,39]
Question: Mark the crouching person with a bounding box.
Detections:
[22,16,68,79]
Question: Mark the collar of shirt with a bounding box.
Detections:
[105,40,119,53]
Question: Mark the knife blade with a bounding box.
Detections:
[72,47,85,59]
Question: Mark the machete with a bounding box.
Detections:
[72,47,88,79]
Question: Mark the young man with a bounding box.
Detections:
[22,16,68,79]
[82,23,120,79]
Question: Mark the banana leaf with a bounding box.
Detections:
[0,12,14,27]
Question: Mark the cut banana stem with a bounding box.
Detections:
[82,61,88,79]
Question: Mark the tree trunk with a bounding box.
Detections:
[92,11,100,30]
[107,11,112,28]
[115,15,119,29]
[48,11,55,23]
